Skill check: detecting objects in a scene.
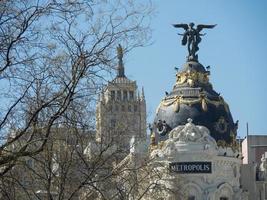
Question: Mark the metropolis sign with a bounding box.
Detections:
[169,162,212,174]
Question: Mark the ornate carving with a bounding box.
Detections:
[176,70,210,86]
[155,120,172,136]
[214,117,228,133]
[160,94,228,113]
[259,154,267,181]
[168,118,217,146]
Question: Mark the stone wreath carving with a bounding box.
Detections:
[168,118,217,146]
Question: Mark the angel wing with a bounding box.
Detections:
[173,23,189,30]
[173,24,189,45]
[196,24,217,32]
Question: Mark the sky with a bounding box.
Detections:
[124,0,267,138]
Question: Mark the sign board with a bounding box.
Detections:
[169,162,212,174]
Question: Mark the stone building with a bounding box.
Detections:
[241,135,267,200]
[0,128,91,200]
[148,119,247,200]
[242,135,267,165]
[82,45,147,200]
[86,24,254,199]
[95,45,146,154]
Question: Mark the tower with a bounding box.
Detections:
[96,45,146,154]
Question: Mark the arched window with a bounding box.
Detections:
[123,90,128,101]
[134,104,138,112]
[128,105,132,112]
[111,91,115,100]
[129,91,134,100]
[117,90,121,100]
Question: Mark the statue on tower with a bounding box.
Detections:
[173,22,216,61]
[117,44,123,60]
[116,44,125,77]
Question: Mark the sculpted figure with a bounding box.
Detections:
[173,22,216,61]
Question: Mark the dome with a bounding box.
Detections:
[153,60,237,145]
[179,61,206,73]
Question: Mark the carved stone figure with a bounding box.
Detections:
[259,154,267,180]
[173,22,216,61]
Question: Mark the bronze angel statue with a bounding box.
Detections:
[173,22,216,61]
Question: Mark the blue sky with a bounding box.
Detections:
[124,0,267,138]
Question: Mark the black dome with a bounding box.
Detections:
[153,61,237,145]
[180,61,206,73]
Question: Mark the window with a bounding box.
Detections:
[117,90,121,100]
[220,198,228,200]
[26,159,34,168]
[134,105,138,112]
[188,196,195,200]
[128,105,132,112]
[129,91,134,100]
[110,119,116,128]
[111,91,115,100]
[115,105,119,111]
[123,90,128,101]
[121,105,125,111]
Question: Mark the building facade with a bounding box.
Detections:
[90,25,253,199]
[241,135,267,200]
[149,119,247,200]
[95,45,146,154]
[242,135,267,165]
[144,54,248,199]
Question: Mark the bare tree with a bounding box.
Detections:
[0,0,153,175]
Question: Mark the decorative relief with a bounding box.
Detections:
[168,119,217,146]
[176,70,210,86]
[150,119,218,158]
[259,154,267,181]
[214,117,228,133]
[155,120,172,136]
[159,94,229,113]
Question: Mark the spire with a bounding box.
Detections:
[141,87,145,100]
[100,90,104,103]
[116,44,125,77]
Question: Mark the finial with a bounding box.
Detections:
[116,44,125,77]
[141,87,145,100]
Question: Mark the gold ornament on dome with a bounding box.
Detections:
[159,94,230,113]
[175,70,210,86]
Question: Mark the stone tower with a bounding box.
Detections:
[96,45,146,154]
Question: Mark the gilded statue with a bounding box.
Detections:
[117,44,123,60]
[173,22,216,61]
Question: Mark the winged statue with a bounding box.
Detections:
[173,22,216,61]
